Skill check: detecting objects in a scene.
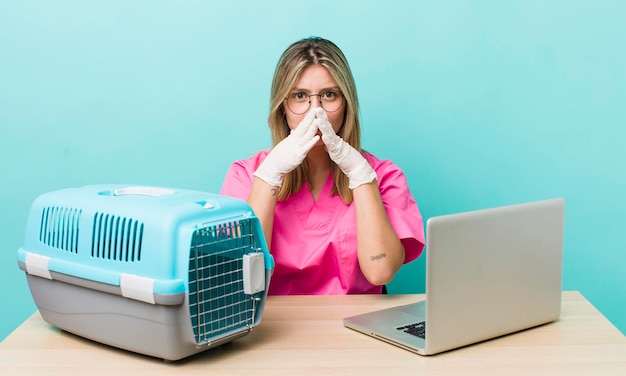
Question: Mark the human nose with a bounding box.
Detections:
[308,94,322,109]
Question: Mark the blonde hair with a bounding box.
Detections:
[268,37,362,204]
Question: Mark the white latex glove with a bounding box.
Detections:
[253,109,321,187]
[318,111,377,189]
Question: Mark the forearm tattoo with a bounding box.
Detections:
[370,253,387,261]
[271,188,277,196]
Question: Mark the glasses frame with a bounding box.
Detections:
[284,91,345,115]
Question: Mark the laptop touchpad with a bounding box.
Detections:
[397,301,425,317]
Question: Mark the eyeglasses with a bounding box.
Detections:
[284,90,344,115]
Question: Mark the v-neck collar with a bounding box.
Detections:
[290,173,342,230]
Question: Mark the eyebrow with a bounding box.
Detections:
[289,86,341,93]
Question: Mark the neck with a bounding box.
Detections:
[305,147,332,199]
[306,146,331,173]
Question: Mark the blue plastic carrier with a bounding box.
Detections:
[17,185,274,360]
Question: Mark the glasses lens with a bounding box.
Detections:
[320,90,344,113]
[286,93,310,115]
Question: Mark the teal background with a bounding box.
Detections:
[1,0,625,341]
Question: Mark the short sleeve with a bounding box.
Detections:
[220,151,267,201]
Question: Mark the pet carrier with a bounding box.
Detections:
[17,185,274,361]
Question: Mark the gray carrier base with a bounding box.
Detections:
[19,262,269,361]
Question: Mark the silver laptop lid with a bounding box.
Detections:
[424,198,564,354]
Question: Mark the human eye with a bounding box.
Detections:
[322,90,339,100]
[290,92,308,102]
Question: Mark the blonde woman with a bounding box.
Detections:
[221,37,424,294]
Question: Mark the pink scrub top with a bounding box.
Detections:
[220,151,424,295]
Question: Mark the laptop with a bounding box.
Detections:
[344,198,564,355]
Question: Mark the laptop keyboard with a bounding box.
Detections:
[397,321,426,339]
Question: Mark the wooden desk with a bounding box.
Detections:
[1,291,625,375]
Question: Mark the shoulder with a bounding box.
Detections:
[363,151,413,197]
[363,152,406,180]
[221,150,269,199]
[227,150,269,174]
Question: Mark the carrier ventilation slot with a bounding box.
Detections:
[188,219,258,344]
[91,213,144,262]
[39,207,82,253]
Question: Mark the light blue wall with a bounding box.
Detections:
[1,1,625,340]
